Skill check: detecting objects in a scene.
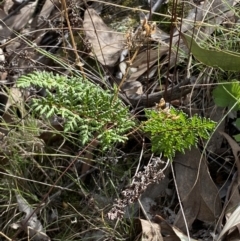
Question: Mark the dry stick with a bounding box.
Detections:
[146,0,166,20]
[0,232,12,241]
[128,77,191,106]
[171,0,184,86]
[11,138,98,240]
[164,0,177,101]
[61,0,86,79]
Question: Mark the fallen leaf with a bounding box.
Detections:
[123,46,169,83]
[174,147,222,232]
[122,80,143,97]
[217,205,240,241]
[205,105,225,153]
[134,218,163,241]
[181,33,240,71]
[3,0,37,32]
[12,194,50,241]
[216,132,240,236]
[220,132,240,178]
[83,8,125,66]
[4,86,23,113]
[154,215,198,241]
[37,0,59,27]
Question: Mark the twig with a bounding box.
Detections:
[0,232,12,241]
[128,77,191,107]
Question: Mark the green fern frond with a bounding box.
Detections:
[17,71,135,149]
[143,107,216,160]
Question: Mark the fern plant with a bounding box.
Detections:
[17,71,216,157]
[17,71,135,150]
[142,105,216,160]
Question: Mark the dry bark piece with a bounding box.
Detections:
[127,77,192,107]
[173,147,222,232]
[83,8,125,66]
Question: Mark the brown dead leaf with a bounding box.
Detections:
[134,215,198,241]
[122,80,143,96]
[0,9,12,40]
[220,132,240,178]
[83,8,124,66]
[4,86,23,113]
[37,0,59,26]
[217,132,240,235]
[217,205,240,241]
[134,218,163,241]
[154,215,198,241]
[174,147,222,232]
[205,105,225,153]
[11,194,50,241]
[123,46,169,83]
[0,86,25,135]
[5,0,37,31]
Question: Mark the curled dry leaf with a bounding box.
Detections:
[4,0,37,31]
[120,45,169,83]
[119,45,169,98]
[220,132,240,178]
[204,105,225,153]
[37,0,59,27]
[0,9,12,40]
[13,194,50,241]
[0,0,37,41]
[134,218,163,241]
[217,205,240,241]
[134,216,198,241]
[154,215,198,241]
[216,132,240,237]
[83,8,125,66]
[122,80,143,97]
